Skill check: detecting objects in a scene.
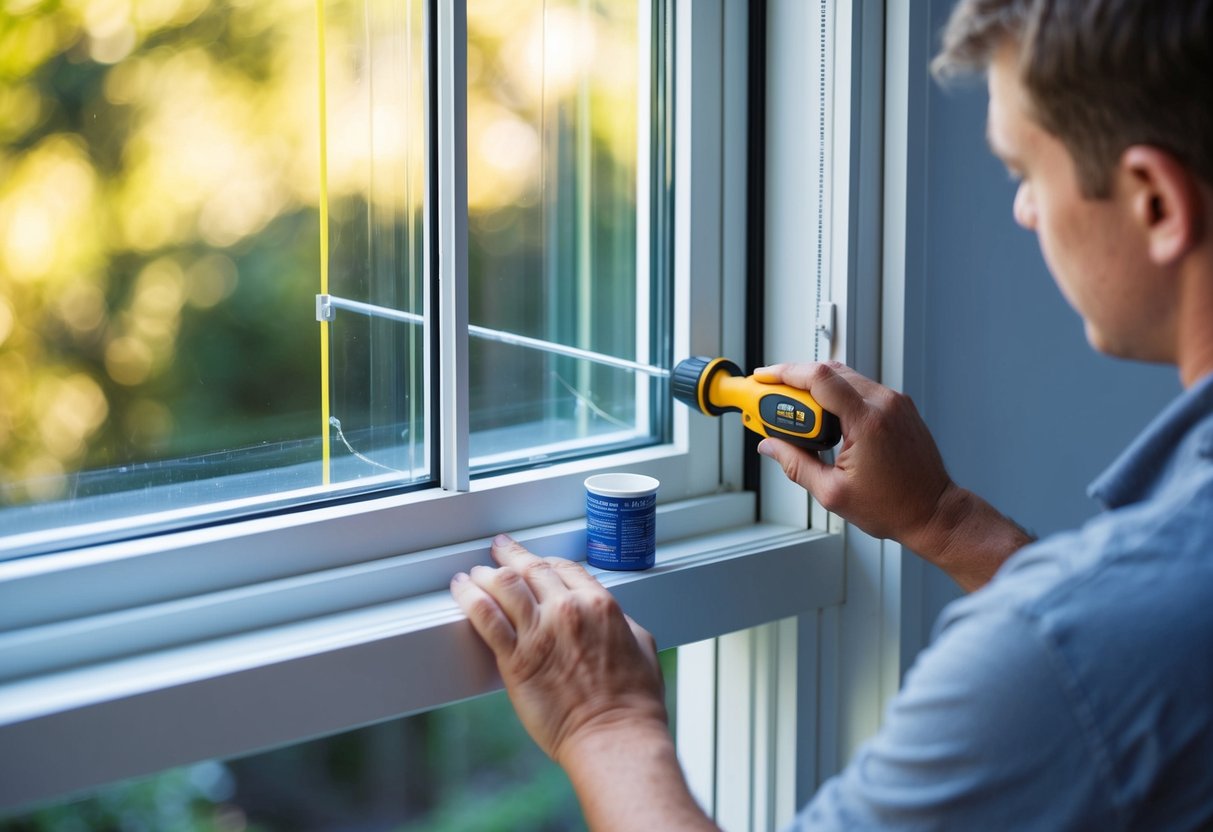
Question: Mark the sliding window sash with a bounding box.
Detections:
[436,0,470,492]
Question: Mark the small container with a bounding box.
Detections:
[584,473,659,570]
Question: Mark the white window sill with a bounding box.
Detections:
[0,494,843,811]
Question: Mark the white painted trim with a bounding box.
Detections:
[0,444,714,630]
[676,637,718,816]
[0,521,843,811]
[826,0,911,779]
[760,0,835,530]
[714,626,757,831]
[881,0,910,397]
[880,0,930,684]
[673,0,728,494]
[437,0,469,492]
[0,494,753,681]
[745,0,907,815]
[635,0,655,438]
[672,0,752,824]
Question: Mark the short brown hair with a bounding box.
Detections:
[932,0,1213,197]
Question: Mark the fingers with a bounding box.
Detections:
[757,436,837,498]
[470,563,542,632]
[454,535,607,637]
[545,556,604,592]
[754,361,871,420]
[455,534,629,649]
[450,572,518,655]
[491,533,544,569]
[494,534,596,599]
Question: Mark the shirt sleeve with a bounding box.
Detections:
[785,605,1116,831]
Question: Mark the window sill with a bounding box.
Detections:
[0,499,842,812]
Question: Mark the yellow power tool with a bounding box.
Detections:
[672,356,842,452]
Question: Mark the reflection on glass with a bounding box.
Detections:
[0,0,669,553]
[322,0,428,485]
[0,0,427,552]
[466,0,670,473]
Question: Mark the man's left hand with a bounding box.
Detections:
[450,534,667,767]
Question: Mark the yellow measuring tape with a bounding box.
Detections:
[317,0,331,485]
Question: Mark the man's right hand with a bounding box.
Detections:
[755,361,954,544]
[754,362,1031,591]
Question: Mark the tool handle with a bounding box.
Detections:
[764,408,841,452]
[714,376,842,452]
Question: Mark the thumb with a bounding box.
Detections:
[758,437,833,496]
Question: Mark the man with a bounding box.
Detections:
[450,0,1213,827]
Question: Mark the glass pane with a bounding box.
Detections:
[0,0,427,558]
[466,0,672,474]
[321,0,429,486]
[0,651,678,831]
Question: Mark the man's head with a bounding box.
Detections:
[932,0,1213,199]
[933,0,1213,384]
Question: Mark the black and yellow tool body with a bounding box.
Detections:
[672,356,842,452]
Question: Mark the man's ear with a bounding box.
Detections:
[1120,145,1204,265]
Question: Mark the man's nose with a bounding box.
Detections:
[1013,181,1036,229]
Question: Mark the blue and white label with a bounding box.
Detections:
[585,491,656,570]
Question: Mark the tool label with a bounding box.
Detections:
[759,394,817,435]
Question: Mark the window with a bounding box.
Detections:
[0,0,881,824]
[0,0,669,557]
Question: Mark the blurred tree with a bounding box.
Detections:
[0,0,323,505]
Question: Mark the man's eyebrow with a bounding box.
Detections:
[985,123,1020,167]
[984,122,1004,157]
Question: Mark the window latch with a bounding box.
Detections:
[816,301,836,355]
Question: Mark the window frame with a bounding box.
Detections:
[674,1,908,827]
[0,0,859,814]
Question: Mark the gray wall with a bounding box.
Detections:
[902,0,1181,626]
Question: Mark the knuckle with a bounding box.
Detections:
[779,453,804,483]
[896,390,923,417]
[809,362,836,384]
[522,559,551,580]
[511,630,556,680]
[554,559,590,580]
[492,566,524,590]
[483,616,514,646]
[465,594,499,623]
[552,592,584,624]
[548,556,578,572]
[586,590,621,619]
[877,387,914,417]
[520,623,556,660]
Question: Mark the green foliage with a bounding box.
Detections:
[400,765,585,832]
[0,764,262,832]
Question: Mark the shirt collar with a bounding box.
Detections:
[1088,371,1213,510]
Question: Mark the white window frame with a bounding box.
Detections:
[0,0,859,814]
[674,1,922,829]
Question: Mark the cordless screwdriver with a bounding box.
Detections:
[671,356,842,452]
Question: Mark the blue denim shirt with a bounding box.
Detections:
[790,373,1213,830]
